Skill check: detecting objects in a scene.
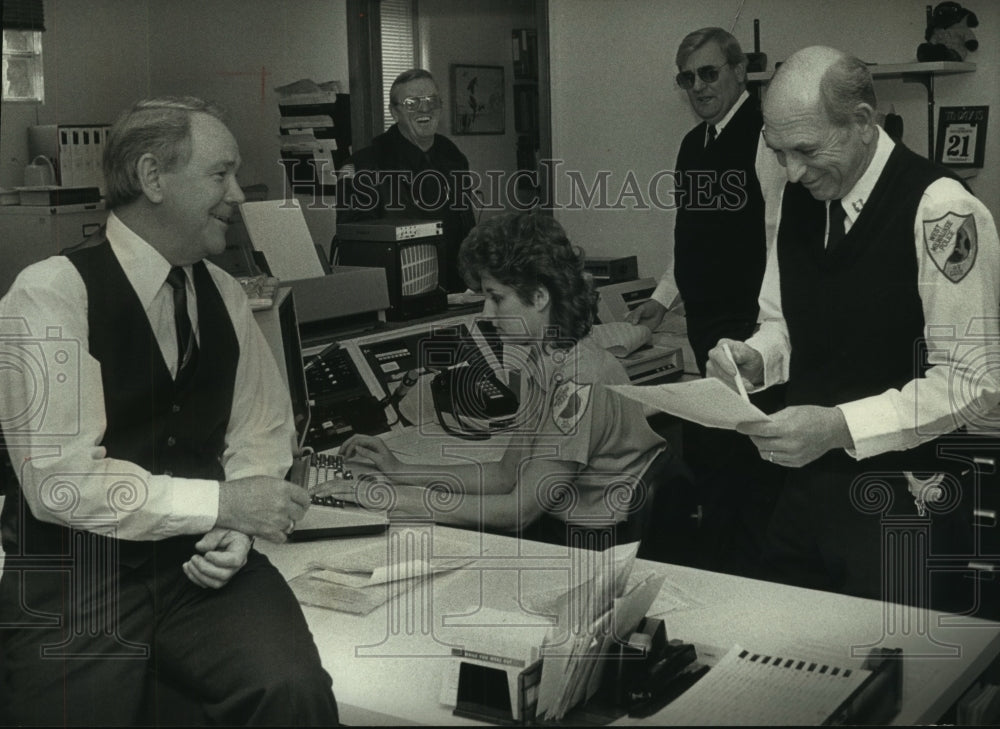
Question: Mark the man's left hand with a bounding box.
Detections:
[737,405,854,468]
[183,528,253,589]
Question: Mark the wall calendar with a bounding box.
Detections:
[935,106,989,169]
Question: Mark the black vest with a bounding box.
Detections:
[1,241,239,565]
[778,143,956,411]
[673,97,767,317]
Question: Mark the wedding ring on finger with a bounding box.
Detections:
[768,451,774,463]
[285,519,296,535]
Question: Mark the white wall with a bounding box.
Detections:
[420,0,535,218]
[548,0,1000,280]
[147,0,349,201]
[0,0,150,188]
[0,0,349,205]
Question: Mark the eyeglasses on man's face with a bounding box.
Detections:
[393,95,443,112]
[675,64,729,89]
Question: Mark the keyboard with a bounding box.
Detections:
[289,453,390,541]
[302,453,356,505]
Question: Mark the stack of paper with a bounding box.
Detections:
[609,378,771,430]
[288,533,472,615]
[534,542,666,721]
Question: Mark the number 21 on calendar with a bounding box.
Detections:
[942,123,977,165]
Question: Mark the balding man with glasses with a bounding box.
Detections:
[628,27,783,577]
[337,68,475,292]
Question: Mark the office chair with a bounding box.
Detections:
[629,447,702,565]
[519,448,700,559]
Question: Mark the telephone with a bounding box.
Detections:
[304,344,389,450]
[421,320,519,439]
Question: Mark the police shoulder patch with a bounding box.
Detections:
[923,211,978,283]
[551,381,592,435]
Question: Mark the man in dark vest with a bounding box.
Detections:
[0,97,340,724]
[627,27,783,577]
[708,46,1000,617]
[628,27,768,367]
[337,68,476,293]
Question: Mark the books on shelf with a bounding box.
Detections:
[28,125,111,193]
[16,186,102,207]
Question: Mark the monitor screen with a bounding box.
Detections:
[399,242,439,295]
[334,234,448,321]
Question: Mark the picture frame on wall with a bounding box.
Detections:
[935,106,989,169]
[451,64,505,135]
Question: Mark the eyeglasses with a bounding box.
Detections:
[393,95,443,112]
[675,64,729,89]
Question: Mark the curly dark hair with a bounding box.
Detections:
[458,212,598,347]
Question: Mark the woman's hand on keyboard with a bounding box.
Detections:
[340,434,401,477]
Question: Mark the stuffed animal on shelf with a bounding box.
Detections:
[917,1,979,62]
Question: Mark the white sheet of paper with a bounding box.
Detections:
[609,379,772,430]
[239,199,326,281]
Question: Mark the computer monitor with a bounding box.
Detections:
[333,219,448,321]
[252,286,310,443]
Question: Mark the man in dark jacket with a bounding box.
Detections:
[627,27,767,372]
[338,68,475,293]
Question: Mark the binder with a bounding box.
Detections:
[29,124,111,194]
[653,644,902,725]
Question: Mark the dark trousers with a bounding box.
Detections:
[759,438,998,618]
[0,547,339,726]
[685,310,758,379]
[683,422,785,577]
[681,383,786,577]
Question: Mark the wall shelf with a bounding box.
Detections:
[749,61,976,159]
[748,60,975,83]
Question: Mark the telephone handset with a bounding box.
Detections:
[422,320,519,439]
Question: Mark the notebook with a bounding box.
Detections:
[278,290,389,542]
[653,644,902,725]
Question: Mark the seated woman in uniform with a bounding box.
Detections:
[338,211,681,546]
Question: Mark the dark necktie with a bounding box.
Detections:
[166,267,197,377]
[706,124,717,148]
[827,199,847,251]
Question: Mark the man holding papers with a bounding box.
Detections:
[705,46,1000,616]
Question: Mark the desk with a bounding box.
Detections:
[258,525,1000,726]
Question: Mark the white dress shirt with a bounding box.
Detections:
[0,212,296,539]
[747,127,1000,459]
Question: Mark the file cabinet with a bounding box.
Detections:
[0,202,106,295]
